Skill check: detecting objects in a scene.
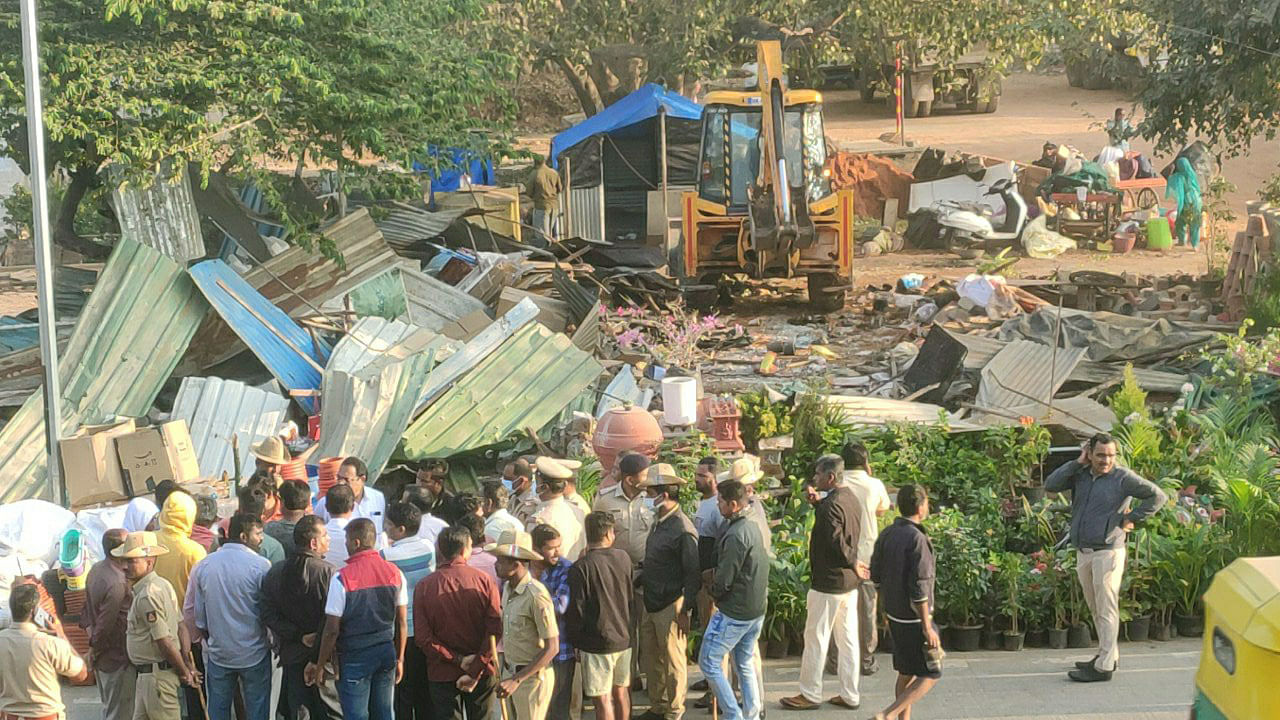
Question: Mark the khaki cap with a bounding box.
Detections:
[251,436,290,465]
[717,456,762,485]
[111,531,170,559]
[484,529,543,562]
[536,456,574,480]
[639,462,684,488]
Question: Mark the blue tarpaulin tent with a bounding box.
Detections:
[413,147,495,193]
[551,85,704,247]
[550,84,703,166]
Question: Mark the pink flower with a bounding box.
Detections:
[985,564,998,572]
[1035,562,1048,572]
[616,329,643,347]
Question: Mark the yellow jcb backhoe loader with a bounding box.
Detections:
[680,40,855,311]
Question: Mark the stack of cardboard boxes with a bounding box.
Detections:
[59,419,201,508]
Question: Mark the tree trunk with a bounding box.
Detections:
[553,56,604,116]
[52,166,110,261]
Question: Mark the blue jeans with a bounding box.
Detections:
[337,642,396,720]
[698,611,764,720]
[206,654,272,720]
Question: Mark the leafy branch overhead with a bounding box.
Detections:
[0,0,518,257]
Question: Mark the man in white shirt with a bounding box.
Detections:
[483,483,525,542]
[322,484,358,567]
[841,441,892,675]
[528,457,586,561]
[401,487,448,547]
[315,457,387,526]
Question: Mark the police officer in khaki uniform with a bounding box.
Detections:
[118,532,198,720]
[593,452,655,685]
[490,530,559,720]
[505,458,542,528]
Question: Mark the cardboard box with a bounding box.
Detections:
[59,418,137,507]
[116,419,201,492]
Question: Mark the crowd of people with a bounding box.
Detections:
[0,432,1164,720]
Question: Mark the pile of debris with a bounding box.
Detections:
[0,166,668,507]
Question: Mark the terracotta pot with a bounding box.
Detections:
[592,404,663,480]
[317,457,344,497]
[280,459,307,481]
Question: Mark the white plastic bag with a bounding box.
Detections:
[0,499,76,564]
[1022,216,1076,259]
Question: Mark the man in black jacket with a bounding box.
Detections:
[781,454,865,711]
[697,479,768,720]
[636,463,700,720]
[260,516,341,720]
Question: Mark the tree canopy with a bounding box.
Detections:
[1136,0,1280,159]
[0,0,517,257]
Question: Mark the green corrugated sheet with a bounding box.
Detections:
[0,239,210,502]
[401,322,602,459]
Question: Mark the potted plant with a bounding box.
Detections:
[1024,552,1052,647]
[928,509,990,652]
[987,424,1051,502]
[1045,551,1071,649]
[996,552,1027,651]
[1058,551,1093,648]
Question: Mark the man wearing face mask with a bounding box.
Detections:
[635,463,700,720]
[528,457,586,561]
[594,453,656,690]
[505,459,541,528]
[1046,433,1166,683]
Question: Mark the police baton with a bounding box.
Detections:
[490,635,509,720]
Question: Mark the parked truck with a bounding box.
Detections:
[822,41,1003,117]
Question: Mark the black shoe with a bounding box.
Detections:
[691,679,709,692]
[1074,656,1118,671]
[692,692,713,710]
[861,660,878,676]
[1068,665,1113,683]
[1073,656,1099,671]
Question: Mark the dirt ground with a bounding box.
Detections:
[519,69,1277,287]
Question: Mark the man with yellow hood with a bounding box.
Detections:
[153,491,208,720]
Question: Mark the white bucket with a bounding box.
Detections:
[661,376,698,426]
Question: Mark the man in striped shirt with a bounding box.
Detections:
[383,503,436,720]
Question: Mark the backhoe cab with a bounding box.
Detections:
[680,40,855,312]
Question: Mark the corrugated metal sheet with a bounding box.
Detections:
[0,317,73,355]
[189,259,330,414]
[402,320,603,459]
[315,317,453,479]
[170,377,290,480]
[946,329,1189,394]
[0,239,210,501]
[565,186,605,242]
[111,164,206,262]
[824,395,981,430]
[402,266,488,334]
[375,204,470,251]
[181,208,397,372]
[415,298,540,415]
[975,340,1086,412]
[989,396,1116,437]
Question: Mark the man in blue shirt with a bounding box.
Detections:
[188,512,273,720]
[530,524,575,719]
[382,503,436,720]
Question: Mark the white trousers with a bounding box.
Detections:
[1077,547,1126,672]
[798,588,860,704]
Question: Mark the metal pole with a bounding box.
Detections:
[895,45,905,146]
[659,106,670,250]
[20,0,65,504]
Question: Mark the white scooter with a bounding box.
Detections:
[934,178,1029,257]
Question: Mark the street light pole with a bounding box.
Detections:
[20,0,66,505]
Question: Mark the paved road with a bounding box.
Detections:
[62,637,1200,720]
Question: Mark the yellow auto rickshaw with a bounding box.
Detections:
[1191,556,1280,719]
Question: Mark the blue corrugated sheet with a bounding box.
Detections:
[0,238,210,501]
[189,260,329,413]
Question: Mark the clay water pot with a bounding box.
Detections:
[592,403,663,481]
